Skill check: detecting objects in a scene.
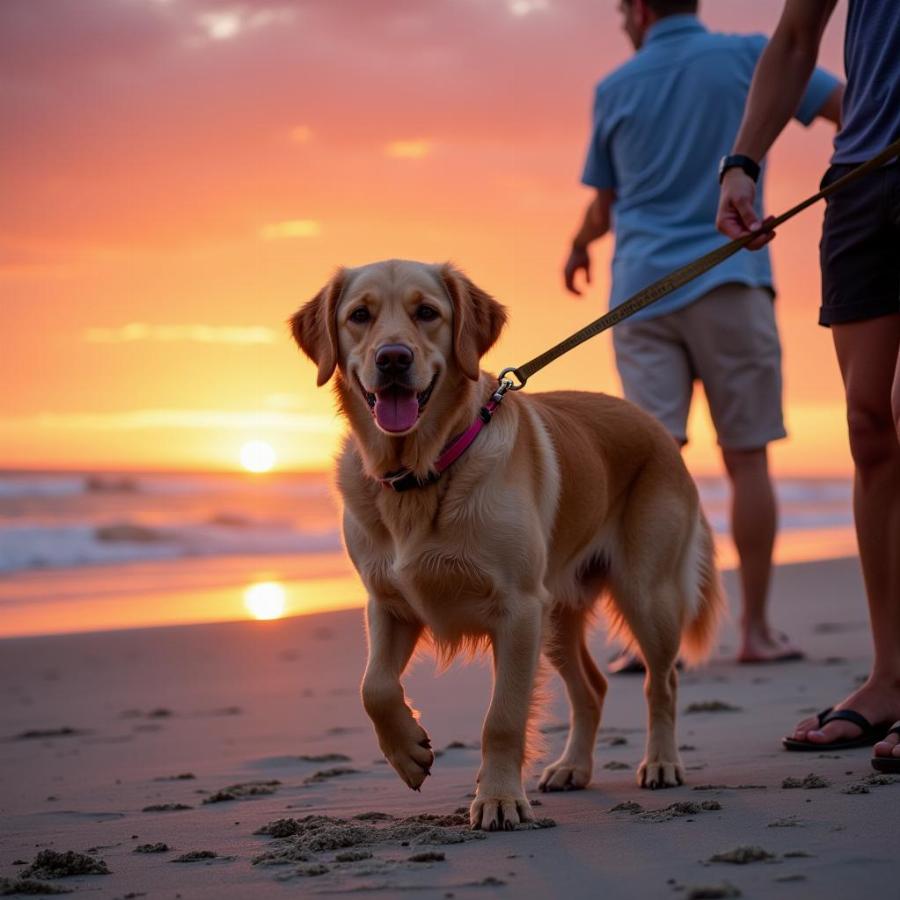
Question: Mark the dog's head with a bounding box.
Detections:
[290,260,507,436]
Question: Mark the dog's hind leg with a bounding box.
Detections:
[361,599,434,791]
[638,621,683,790]
[538,604,607,791]
[470,601,542,831]
[609,565,685,789]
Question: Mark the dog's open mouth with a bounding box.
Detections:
[357,374,437,433]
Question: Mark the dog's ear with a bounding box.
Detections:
[289,269,346,387]
[439,263,507,381]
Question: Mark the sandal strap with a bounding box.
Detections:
[820,708,875,734]
[815,707,834,726]
[888,722,900,738]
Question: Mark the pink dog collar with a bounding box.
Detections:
[380,394,503,493]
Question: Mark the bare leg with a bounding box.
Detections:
[722,446,801,662]
[539,605,607,791]
[791,314,900,745]
[360,599,434,790]
[470,603,542,830]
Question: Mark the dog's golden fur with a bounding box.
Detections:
[291,259,723,830]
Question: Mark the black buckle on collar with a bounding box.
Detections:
[383,469,441,493]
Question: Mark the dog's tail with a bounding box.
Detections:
[679,507,724,666]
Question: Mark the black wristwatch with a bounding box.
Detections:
[719,154,761,184]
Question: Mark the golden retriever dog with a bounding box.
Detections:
[290,259,722,831]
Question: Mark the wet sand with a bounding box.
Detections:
[2,556,898,898]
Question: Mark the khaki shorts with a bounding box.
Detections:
[612,282,787,450]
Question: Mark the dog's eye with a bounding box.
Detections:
[349,307,370,324]
[416,305,439,322]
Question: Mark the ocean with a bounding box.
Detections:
[0,470,856,576]
[0,470,859,638]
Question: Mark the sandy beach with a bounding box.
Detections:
[2,555,898,899]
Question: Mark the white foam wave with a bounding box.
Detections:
[0,521,342,574]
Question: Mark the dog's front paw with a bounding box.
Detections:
[469,788,535,831]
[538,756,593,792]
[637,756,684,790]
[379,722,434,791]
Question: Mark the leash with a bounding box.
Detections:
[383,137,900,492]
[494,136,900,396]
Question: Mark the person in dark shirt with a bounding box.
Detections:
[717,0,900,771]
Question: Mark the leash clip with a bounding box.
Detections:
[496,366,527,396]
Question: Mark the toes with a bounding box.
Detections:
[638,761,684,789]
[792,716,820,740]
[538,762,591,792]
[469,795,534,831]
[387,739,434,790]
[873,736,900,758]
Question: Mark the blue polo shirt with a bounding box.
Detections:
[581,15,840,320]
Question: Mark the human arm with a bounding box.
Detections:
[564,188,613,296]
[716,0,838,245]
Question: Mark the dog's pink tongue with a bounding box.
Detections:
[374,390,419,433]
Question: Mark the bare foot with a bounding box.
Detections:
[873,722,900,759]
[789,679,900,747]
[738,629,804,664]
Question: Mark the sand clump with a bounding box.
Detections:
[334,849,373,862]
[21,850,110,879]
[609,801,644,814]
[134,843,170,853]
[302,767,361,785]
[862,773,898,786]
[637,801,721,823]
[842,783,870,794]
[251,810,554,872]
[0,877,73,895]
[142,803,192,812]
[202,780,281,803]
[782,773,830,789]
[13,728,88,741]
[684,701,743,714]
[171,851,220,863]
[708,846,775,865]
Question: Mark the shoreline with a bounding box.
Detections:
[0,527,858,641]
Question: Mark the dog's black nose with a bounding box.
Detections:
[375,344,413,374]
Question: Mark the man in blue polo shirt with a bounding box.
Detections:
[564,0,842,672]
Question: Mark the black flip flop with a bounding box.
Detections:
[782,707,892,752]
[871,722,900,773]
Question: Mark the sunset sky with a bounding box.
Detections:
[1,0,852,476]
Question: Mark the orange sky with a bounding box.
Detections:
[0,0,853,476]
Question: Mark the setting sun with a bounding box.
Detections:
[240,440,276,473]
[243,582,286,620]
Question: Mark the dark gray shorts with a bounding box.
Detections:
[819,160,900,326]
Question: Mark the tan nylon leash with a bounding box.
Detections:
[496,136,900,393]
